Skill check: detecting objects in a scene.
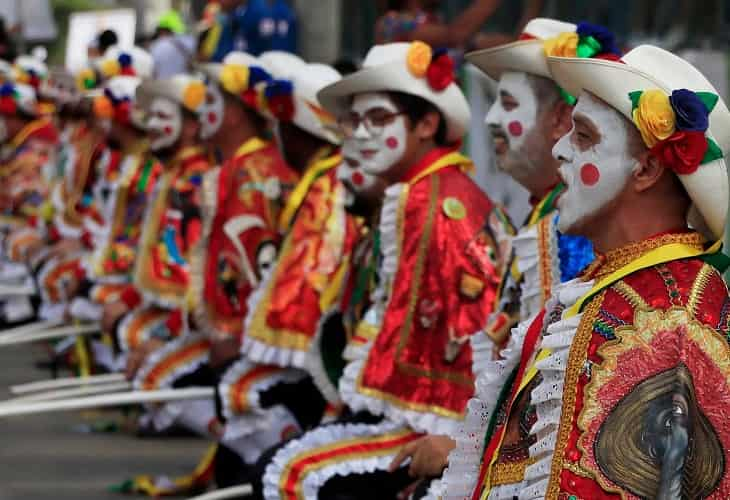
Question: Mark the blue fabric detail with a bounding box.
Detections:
[163,226,186,265]
[555,213,595,282]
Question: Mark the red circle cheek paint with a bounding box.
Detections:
[352,172,364,186]
[208,112,217,124]
[580,163,600,186]
[386,136,399,149]
[164,125,173,135]
[508,121,523,137]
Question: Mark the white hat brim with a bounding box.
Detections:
[466,40,550,81]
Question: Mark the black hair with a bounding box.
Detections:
[97,30,119,54]
[387,91,449,146]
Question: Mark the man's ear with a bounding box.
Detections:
[632,150,668,193]
[416,110,441,142]
[550,100,574,142]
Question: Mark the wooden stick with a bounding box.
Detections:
[0,387,215,418]
[2,382,132,404]
[187,485,254,500]
[11,373,127,395]
[0,319,64,338]
[0,323,101,346]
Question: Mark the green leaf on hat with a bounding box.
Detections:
[701,137,723,164]
[558,87,577,106]
[628,91,643,112]
[696,92,719,113]
[576,36,601,59]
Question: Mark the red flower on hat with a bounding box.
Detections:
[650,130,708,175]
[0,95,17,115]
[426,52,455,91]
[269,94,295,122]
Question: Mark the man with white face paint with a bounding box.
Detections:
[253,41,505,500]
[111,75,213,377]
[446,45,730,500]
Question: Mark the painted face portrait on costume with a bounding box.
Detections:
[337,136,385,214]
[147,96,182,152]
[343,92,407,177]
[200,82,225,140]
[486,71,548,186]
[553,91,638,234]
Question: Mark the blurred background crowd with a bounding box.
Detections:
[2,0,729,221]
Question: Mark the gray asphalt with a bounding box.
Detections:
[0,343,208,499]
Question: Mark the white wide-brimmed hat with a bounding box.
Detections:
[318,42,469,143]
[466,18,576,80]
[259,50,306,80]
[136,74,207,115]
[197,51,273,118]
[548,45,730,239]
[288,63,341,144]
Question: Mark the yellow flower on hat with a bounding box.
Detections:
[406,41,433,78]
[632,89,676,147]
[220,64,250,95]
[183,81,206,111]
[543,32,579,57]
[100,58,121,78]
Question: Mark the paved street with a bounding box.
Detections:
[0,343,208,500]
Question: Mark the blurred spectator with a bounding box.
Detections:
[0,17,17,62]
[149,11,196,78]
[375,0,542,49]
[199,0,297,62]
[87,29,118,60]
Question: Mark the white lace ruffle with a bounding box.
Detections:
[116,307,168,352]
[262,419,407,500]
[519,278,593,500]
[133,333,209,391]
[305,308,343,405]
[512,225,541,321]
[218,357,306,441]
[440,320,530,500]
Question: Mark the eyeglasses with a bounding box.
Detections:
[338,108,406,138]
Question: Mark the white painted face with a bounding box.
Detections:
[485,72,541,182]
[553,91,638,234]
[338,137,379,207]
[147,97,182,152]
[200,83,225,140]
[0,116,6,143]
[349,92,407,176]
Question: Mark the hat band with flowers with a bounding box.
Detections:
[631,88,722,175]
[94,88,135,125]
[218,63,273,113]
[100,52,139,78]
[0,83,23,115]
[405,41,456,92]
[544,22,623,104]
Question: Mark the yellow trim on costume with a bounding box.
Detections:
[9,118,52,150]
[278,151,341,233]
[407,152,473,186]
[565,240,721,319]
[234,136,268,159]
[319,255,350,312]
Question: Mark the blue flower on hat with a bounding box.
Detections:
[669,89,710,132]
[118,53,133,67]
[576,22,621,56]
[0,83,15,97]
[248,66,272,87]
